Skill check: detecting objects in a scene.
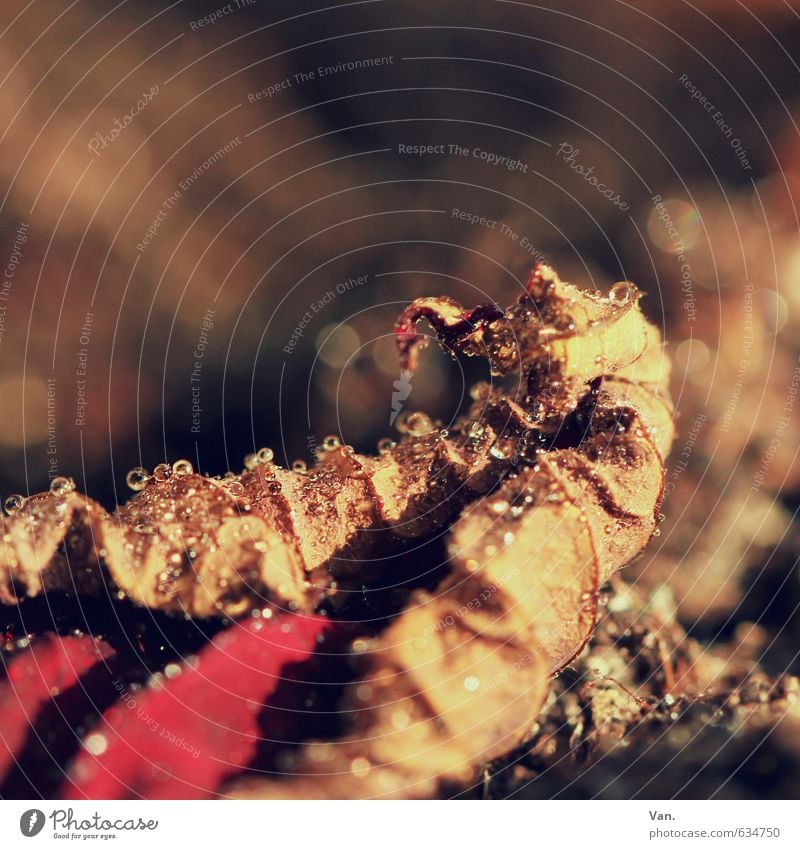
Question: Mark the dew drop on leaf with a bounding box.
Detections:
[153,463,172,482]
[172,459,194,477]
[377,438,396,455]
[4,494,26,514]
[257,447,274,464]
[49,476,75,496]
[406,412,434,437]
[126,467,149,491]
[609,281,637,304]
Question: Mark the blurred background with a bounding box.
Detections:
[1,0,800,797]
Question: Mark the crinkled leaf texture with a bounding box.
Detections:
[0,267,673,798]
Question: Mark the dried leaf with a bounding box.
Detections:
[1,265,675,798]
[230,266,675,797]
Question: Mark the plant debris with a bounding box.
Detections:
[1,264,678,798]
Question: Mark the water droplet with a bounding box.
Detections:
[464,676,480,692]
[126,467,149,491]
[469,381,491,401]
[4,494,26,515]
[172,459,194,477]
[257,447,274,464]
[84,733,108,756]
[322,435,341,452]
[609,281,637,304]
[406,412,433,437]
[243,453,258,471]
[489,438,516,460]
[49,476,75,496]
[164,662,182,679]
[153,463,172,482]
[377,437,396,455]
[291,460,308,474]
[394,411,411,433]
[467,421,485,439]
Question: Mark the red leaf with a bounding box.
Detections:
[62,615,330,799]
[0,636,114,780]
